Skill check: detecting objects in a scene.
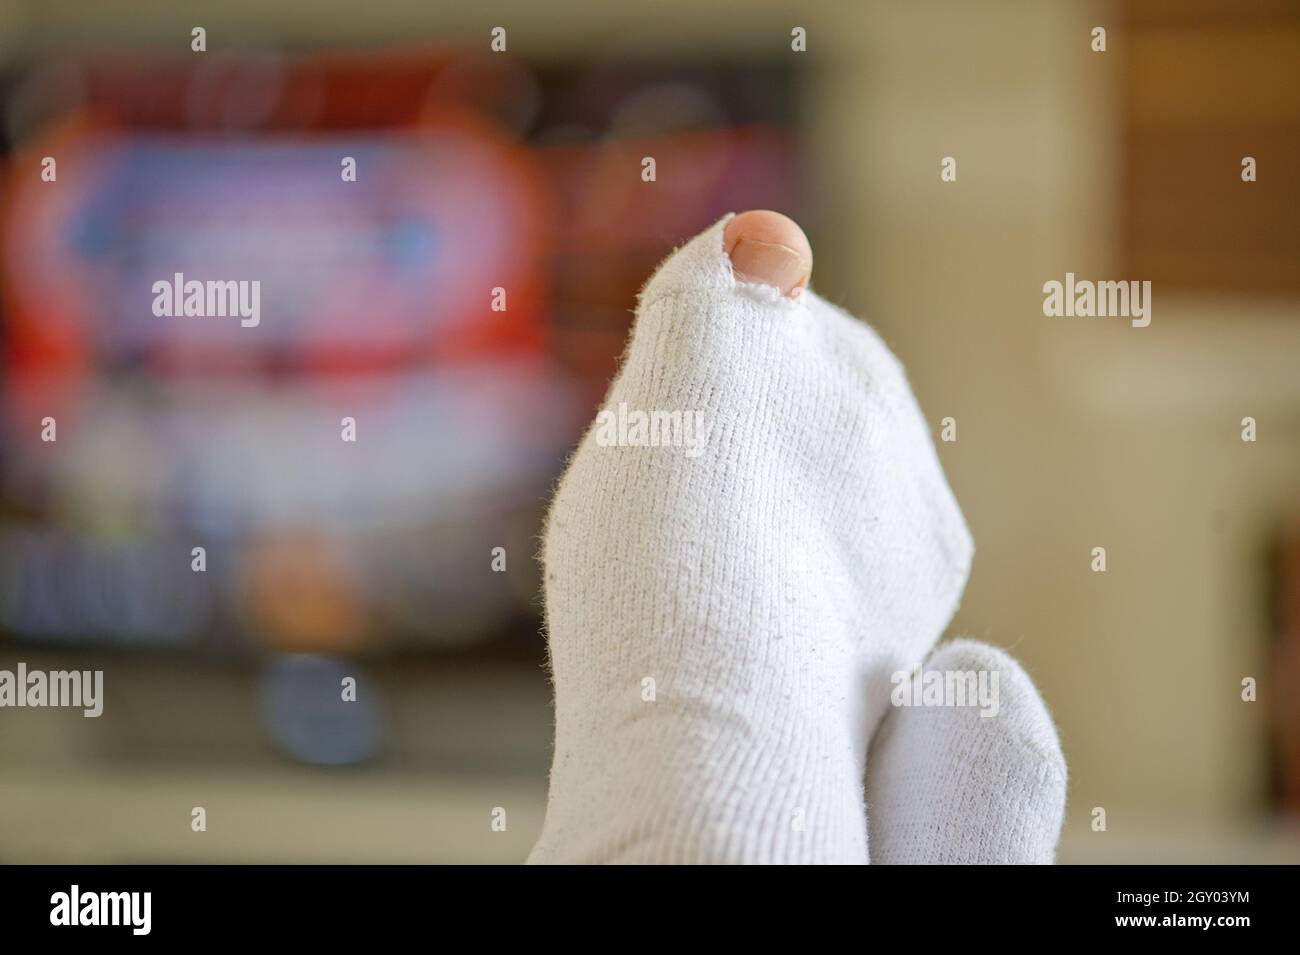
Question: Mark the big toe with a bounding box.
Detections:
[637,211,813,310]
[724,210,813,297]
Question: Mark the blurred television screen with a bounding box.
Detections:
[0,48,801,658]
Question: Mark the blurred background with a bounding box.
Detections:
[0,0,1296,863]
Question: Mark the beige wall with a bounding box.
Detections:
[807,2,1300,859]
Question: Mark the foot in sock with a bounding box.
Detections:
[866,639,1068,864]
[531,211,997,863]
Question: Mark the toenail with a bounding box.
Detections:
[723,211,813,298]
[728,237,809,297]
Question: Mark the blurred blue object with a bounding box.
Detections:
[259,654,381,765]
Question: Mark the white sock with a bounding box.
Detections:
[529,215,973,864]
[866,639,1068,864]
